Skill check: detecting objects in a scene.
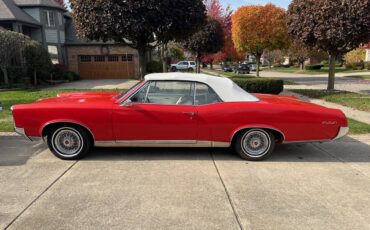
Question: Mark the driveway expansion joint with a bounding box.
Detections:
[210,150,245,230]
[4,160,79,229]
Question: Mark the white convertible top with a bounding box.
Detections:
[145,73,259,102]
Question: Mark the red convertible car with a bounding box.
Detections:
[11,73,348,161]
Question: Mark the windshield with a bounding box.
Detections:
[117,81,143,100]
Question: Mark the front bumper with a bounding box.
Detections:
[333,126,349,140]
[15,127,42,142]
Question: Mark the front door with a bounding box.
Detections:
[113,81,198,143]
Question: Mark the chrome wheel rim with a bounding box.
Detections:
[52,128,83,157]
[241,130,271,157]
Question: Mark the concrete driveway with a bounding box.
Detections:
[1,135,370,229]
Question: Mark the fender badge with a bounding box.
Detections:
[322,121,338,125]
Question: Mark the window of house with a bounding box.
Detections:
[122,54,133,62]
[94,56,105,62]
[80,56,91,62]
[48,46,59,64]
[58,12,63,26]
[108,56,119,62]
[42,10,56,27]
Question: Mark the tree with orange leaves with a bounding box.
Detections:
[232,4,288,76]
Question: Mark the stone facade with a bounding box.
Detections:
[66,45,140,79]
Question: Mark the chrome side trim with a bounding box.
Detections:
[212,141,230,147]
[95,140,230,148]
[333,126,349,140]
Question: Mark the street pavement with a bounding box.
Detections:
[260,71,370,95]
[1,134,370,229]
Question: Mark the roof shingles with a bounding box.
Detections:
[0,0,41,25]
[14,0,65,10]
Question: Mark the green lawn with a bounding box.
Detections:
[290,89,370,112]
[269,66,368,75]
[348,119,370,135]
[345,75,370,80]
[0,89,121,132]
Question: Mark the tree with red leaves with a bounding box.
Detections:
[202,0,240,68]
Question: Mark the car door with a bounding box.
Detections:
[179,61,189,70]
[113,81,198,143]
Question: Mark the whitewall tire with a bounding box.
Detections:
[47,126,91,160]
[234,129,275,161]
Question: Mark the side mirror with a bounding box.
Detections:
[123,100,133,107]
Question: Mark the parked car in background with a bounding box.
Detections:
[222,64,233,72]
[249,64,257,72]
[12,73,348,161]
[170,61,196,72]
[234,64,250,74]
[0,102,2,113]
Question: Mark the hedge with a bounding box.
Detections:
[305,64,324,70]
[365,62,370,70]
[345,62,365,70]
[232,78,284,95]
[0,66,27,84]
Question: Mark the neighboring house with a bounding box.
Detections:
[364,43,370,62]
[0,0,140,79]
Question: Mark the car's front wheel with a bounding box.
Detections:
[47,125,91,160]
[234,129,275,161]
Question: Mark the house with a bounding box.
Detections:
[364,43,370,62]
[0,0,140,79]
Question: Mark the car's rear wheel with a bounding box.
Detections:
[171,67,177,72]
[47,126,91,160]
[234,129,275,161]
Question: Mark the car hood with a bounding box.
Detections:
[34,92,120,104]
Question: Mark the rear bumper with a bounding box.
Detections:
[15,127,42,142]
[333,126,349,140]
